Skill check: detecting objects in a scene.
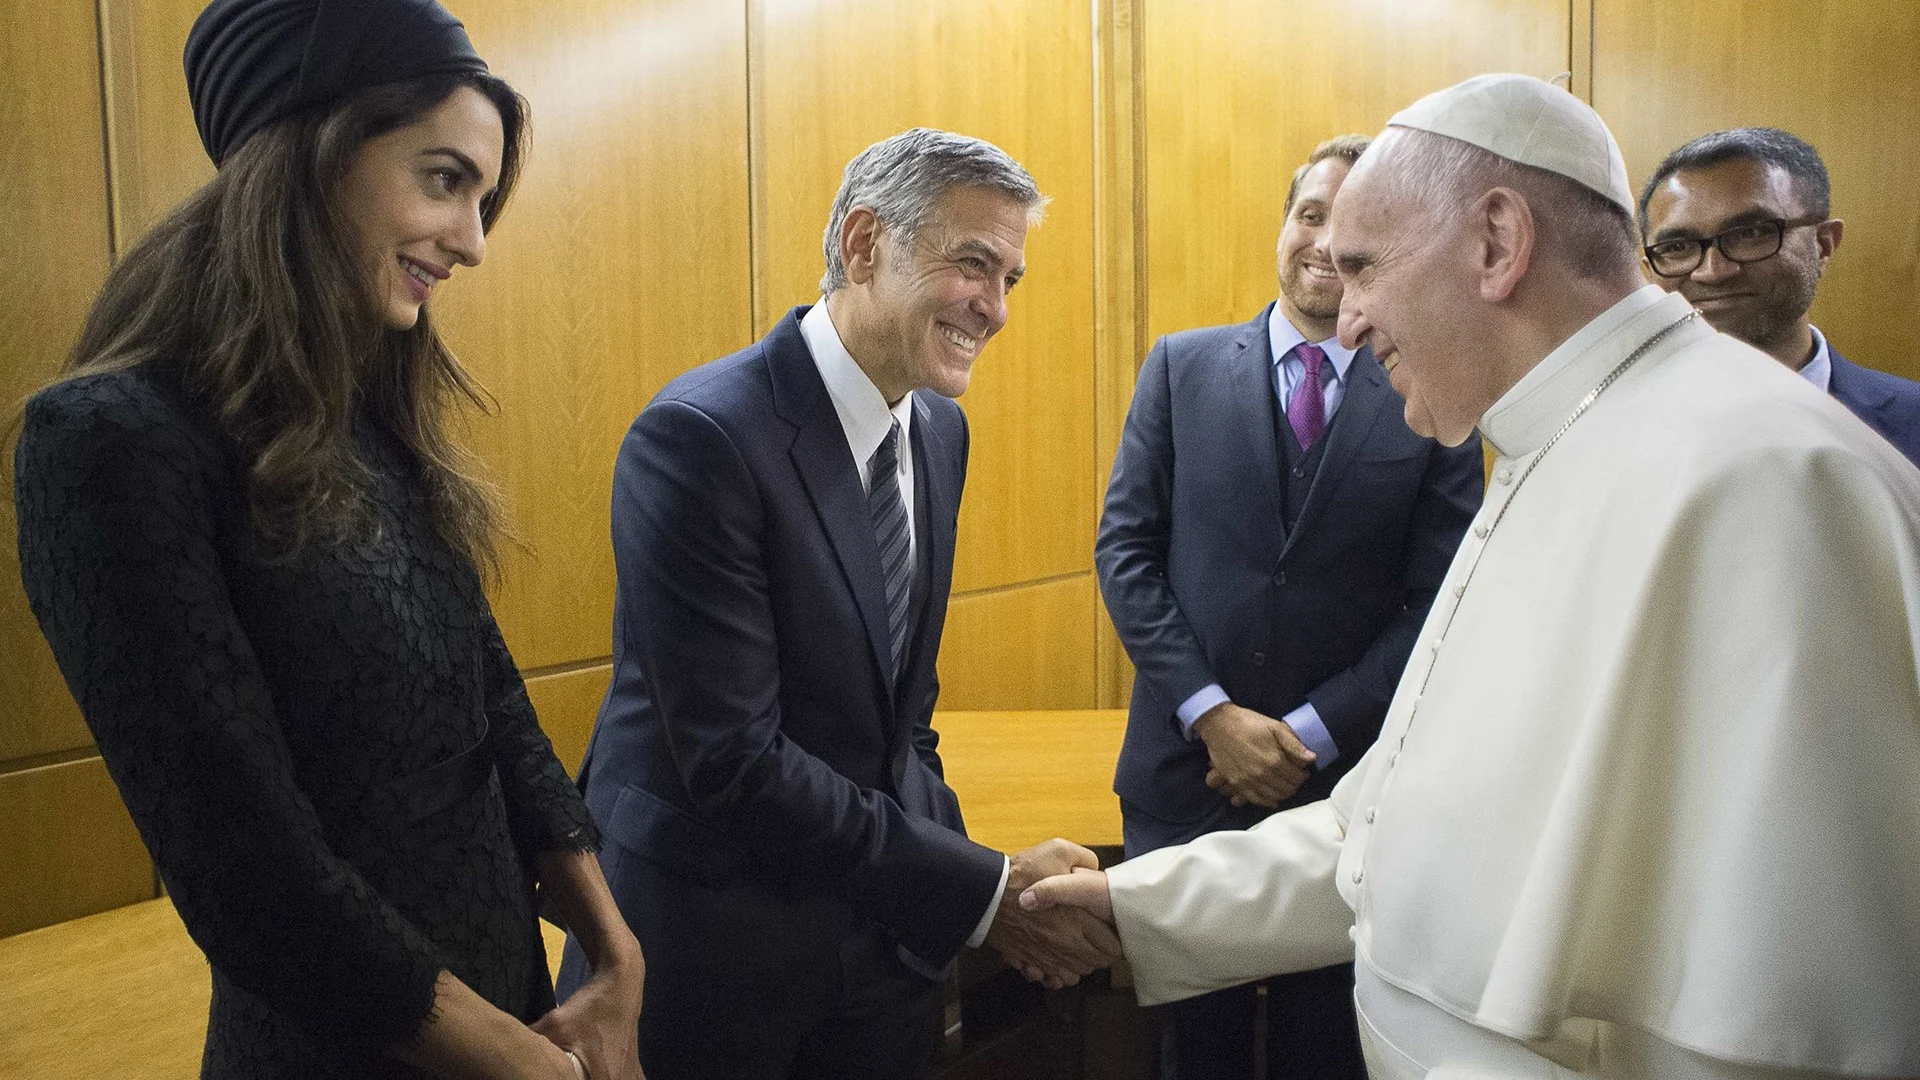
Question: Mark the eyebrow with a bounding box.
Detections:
[954,238,1025,285]
[1649,206,1779,243]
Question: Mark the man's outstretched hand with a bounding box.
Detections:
[984,839,1121,988]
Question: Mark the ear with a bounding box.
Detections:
[1815,217,1844,272]
[1476,187,1534,302]
[841,207,883,286]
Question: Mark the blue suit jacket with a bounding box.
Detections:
[1829,348,1920,467]
[1097,306,1483,842]
[570,306,1003,985]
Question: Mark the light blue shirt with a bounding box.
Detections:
[1173,305,1351,770]
[1800,325,1833,393]
[1268,301,1357,422]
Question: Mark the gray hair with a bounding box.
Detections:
[1370,127,1639,281]
[820,128,1047,294]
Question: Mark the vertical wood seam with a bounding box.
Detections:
[744,0,769,340]
[93,0,121,261]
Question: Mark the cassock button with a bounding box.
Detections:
[1352,869,1364,884]
[1496,470,1513,485]
[1348,926,1358,942]
[1365,807,1376,824]
[1390,752,1400,767]
[1473,523,1489,538]
[1453,585,1465,598]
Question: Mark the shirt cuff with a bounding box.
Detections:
[1175,684,1232,741]
[1283,702,1339,770]
[967,856,1012,947]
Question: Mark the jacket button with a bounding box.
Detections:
[1251,652,1266,666]
[1274,571,1287,586]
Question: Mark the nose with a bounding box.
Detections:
[973,276,1010,335]
[1689,242,1739,285]
[445,202,487,268]
[1336,295,1368,352]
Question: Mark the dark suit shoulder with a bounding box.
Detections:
[1831,350,1920,405]
[1155,316,1263,367]
[651,340,774,413]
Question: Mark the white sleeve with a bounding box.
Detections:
[1107,797,1355,1006]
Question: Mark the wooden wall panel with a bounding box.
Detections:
[751,0,1099,597]
[938,574,1100,710]
[1594,0,1920,376]
[99,0,213,246]
[0,758,153,939]
[440,0,754,671]
[1139,0,1573,347]
[525,663,613,776]
[0,1,112,765]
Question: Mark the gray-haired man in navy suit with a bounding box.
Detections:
[1096,135,1483,1080]
[1640,127,1920,465]
[559,129,1118,1080]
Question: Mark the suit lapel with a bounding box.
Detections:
[1226,309,1286,536]
[1283,346,1389,559]
[768,309,896,693]
[908,394,951,655]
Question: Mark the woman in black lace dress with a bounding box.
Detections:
[11,2,643,1077]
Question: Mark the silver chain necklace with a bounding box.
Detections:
[1413,308,1701,699]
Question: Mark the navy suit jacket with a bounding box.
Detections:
[1098,306,1483,841]
[573,306,1003,982]
[1829,348,1920,467]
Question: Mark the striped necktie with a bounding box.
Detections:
[867,420,911,680]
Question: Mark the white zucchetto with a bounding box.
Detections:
[1387,73,1635,217]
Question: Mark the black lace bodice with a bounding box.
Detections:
[13,366,598,1079]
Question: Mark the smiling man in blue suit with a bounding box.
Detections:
[1096,134,1483,1080]
[559,129,1117,1080]
[1640,127,1920,466]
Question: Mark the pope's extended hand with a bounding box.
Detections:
[1018,866,1113,928]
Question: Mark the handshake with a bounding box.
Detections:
[982,838,1122,989]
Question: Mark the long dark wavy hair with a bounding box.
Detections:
[46,72,528,574]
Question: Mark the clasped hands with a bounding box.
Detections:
[1193,702,1316,808]
[983,838,1121,988]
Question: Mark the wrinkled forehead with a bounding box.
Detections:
[1328,141,1423,252]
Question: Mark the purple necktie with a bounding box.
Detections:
[1287,342,1328,449]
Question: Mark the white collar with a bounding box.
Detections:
[1267,302,1357,382]
[1479,285,1689,458]
[801,298,914,472]
[1800,325,1833,393]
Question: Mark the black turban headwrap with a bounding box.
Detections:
[185,0,490,165]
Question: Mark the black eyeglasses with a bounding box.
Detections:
[1642,215,1828,278]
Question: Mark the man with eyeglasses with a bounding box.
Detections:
[1639,126,1920,464]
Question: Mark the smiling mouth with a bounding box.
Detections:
[1299,262,1338,282]
[939,323,980,356]
[399,255,446,292]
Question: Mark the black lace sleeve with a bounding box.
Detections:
[13,376,444,1052]
[481,615,600,859]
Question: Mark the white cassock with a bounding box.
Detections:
[1107,286,1920,1080]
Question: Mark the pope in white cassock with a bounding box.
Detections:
[1023,74,1920,1079]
